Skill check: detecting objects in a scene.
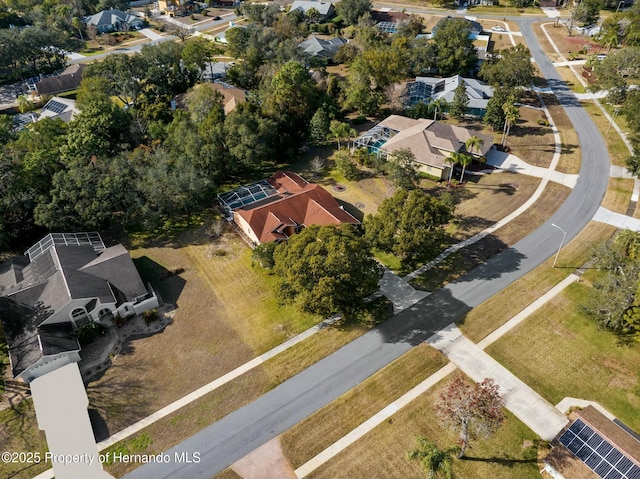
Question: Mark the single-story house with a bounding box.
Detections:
[34,63,86,97]
[355,115,493,180]
[38,96,79,123]
[298,35,347,61]
[219,171,359,244]
[0,232,159,383]
[83,9,144,33]
[406,75,494,117]
[544,405,640,479]
[211,81,247,114]
[289,1,335,21]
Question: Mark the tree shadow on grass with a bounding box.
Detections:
[461,455,538,465]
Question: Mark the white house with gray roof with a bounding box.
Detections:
[298,35,347,61]
[290,0,335,20]
[0,232,158,383]
[406,75,494,117]
[84,9,144,33]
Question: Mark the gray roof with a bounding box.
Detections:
[411,75,493,110]
[290,1,335,16]
[0,233,148,378]
[299,36,347,59]
[80,244,147,300]
[84,9,143,27]
[54,245,116,304]
[0,297,73,377]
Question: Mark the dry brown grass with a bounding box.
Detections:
[412,182,571,292]
[451,173,542,240]
[281,344,448,468]
[307,374,540,479]
[541,93,582,174]
[507,104,556,168]
[459,222,617,342]
[535,21,601,61]
[581,101,633,168]
[601,177,634,214]
[103,304,393,478]
[0,400,49,479]
[87,227,322,437]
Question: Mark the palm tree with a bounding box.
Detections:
[465,135,484,157]
[501,101,519,148]
[445,154,458,184]
[407,437,460,479]
[458,153,472,182]
[329,120,352,151]
[431,98,448,121]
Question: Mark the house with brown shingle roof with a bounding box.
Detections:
[355,115,493,180]
[225,171,359,245]
[211,82,247,114]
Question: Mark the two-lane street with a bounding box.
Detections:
[123,14,610,479]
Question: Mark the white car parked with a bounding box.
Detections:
[491,26,506,32]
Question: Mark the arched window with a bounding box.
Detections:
[71,308,85,319]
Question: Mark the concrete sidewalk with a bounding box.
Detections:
[593,206,640,230]
[427,324,569,440]
[139,28,163,41]
[485,149,578,188]
[378,269,429,313]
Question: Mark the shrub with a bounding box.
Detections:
[351,115,367,125]
[537,118,550,126]
[77,322,107,345]
[143,308,159,325]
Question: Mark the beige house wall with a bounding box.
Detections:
[234,213,261,245]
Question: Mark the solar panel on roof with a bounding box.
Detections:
[43,99,68,114]
[559,420,640,479]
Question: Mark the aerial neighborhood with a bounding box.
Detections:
[1,0,640,477]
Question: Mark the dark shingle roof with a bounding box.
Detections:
[39,323,80,356]
[53,245,115,303]
[80,244,147,300]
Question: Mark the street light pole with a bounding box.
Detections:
[551,223,567,268]
[616,0,625,13]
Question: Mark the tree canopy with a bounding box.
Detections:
[336,0,372,25]
[364,189,455,268]
[479,44,535,88]
[273,225,383,319]
[435,376,505,457]
[431,18,478,76]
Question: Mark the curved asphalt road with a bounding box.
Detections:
[123,17,610,479]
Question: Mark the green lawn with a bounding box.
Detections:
[308,374,541,479]
[486,282,640,432]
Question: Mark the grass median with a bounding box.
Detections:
[307,373,540,479]
[281,344,448,469]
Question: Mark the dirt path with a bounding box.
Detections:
[232,437,296,479]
